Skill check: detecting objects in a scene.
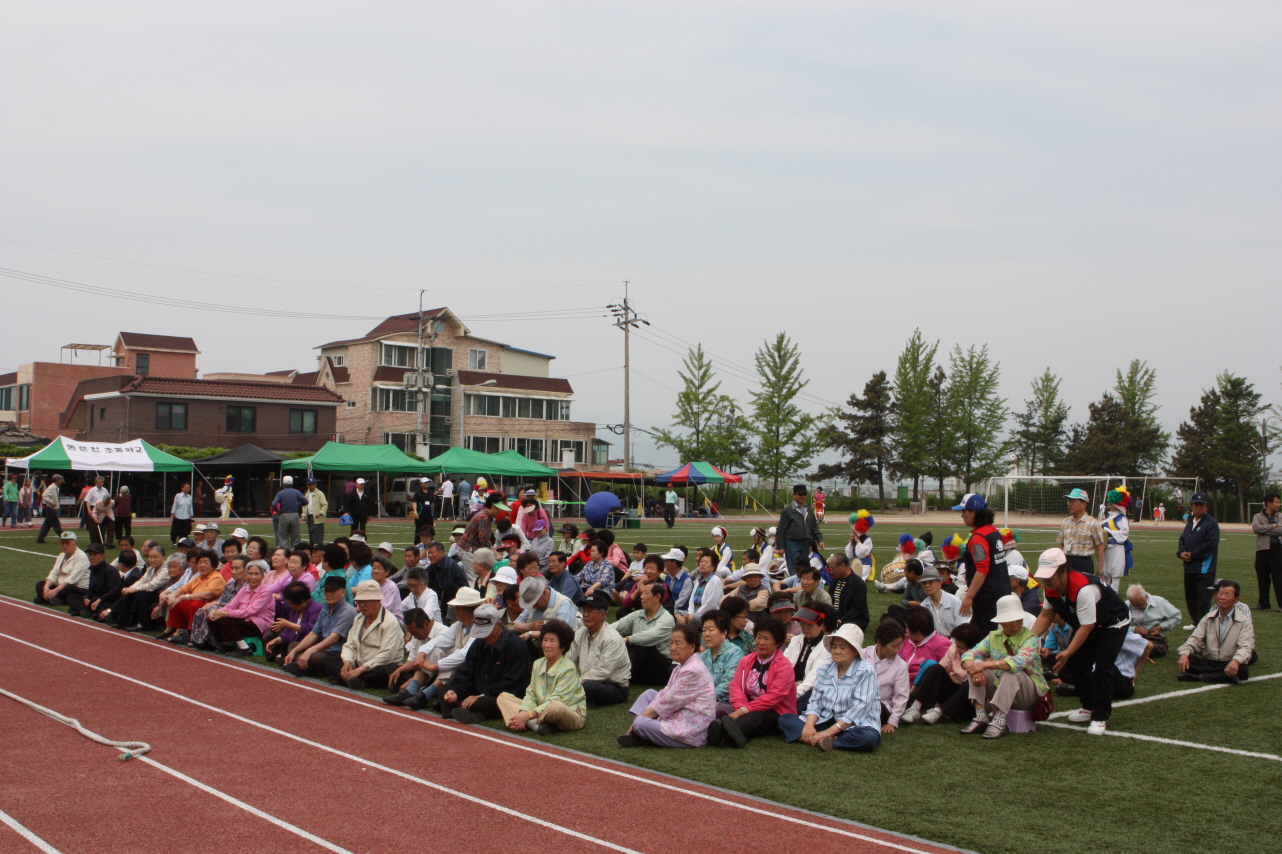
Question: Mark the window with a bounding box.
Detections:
[545,399,561,420]
[155,402,187,430]
[501,396,516,418]
[560,401,571,421]
[517,398,531,418]
[100,407,106,420]
[592,439,609,466]
[135,353,150,375]
[375,387,417,412]
[467,435,501,454]
[226,405,256,433]
[17,384,30,411]
[468,348,487,371]
[0,386,11,410]
[383,432,413,451]
[289,409,317,434]
[514,438,546,462]
[422,347,453,383]
[380,343,415,367]
[468,394,500,417]
[345,400,357,409]
[529,399,544,419]
[329,354,346,367]
[557,440,584,464]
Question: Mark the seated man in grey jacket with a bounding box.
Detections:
[1126,584,1182,658]
[1178,579,1256,684]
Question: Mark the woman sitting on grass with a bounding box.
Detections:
[707,617,796,748]
[700,609,744,716]
[264,581,323,663]
[190,554,248,649]
[162,550,225,645]
[860,618,909,733]
[208,559,273,656]
[497,619,586,735]
[900,622,986,725]
[618,623,716,748]
[779,623,882,752]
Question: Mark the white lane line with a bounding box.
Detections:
[0,808,62,854]
[0,630,644,854]
[1,545,56,557]
[138,758,355,853]
[1046,672,1282,719]
[1038,721,1282,762]
[0,597,961,854]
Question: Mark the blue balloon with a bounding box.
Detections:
[585,491,622,529]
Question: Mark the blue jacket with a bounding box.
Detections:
[1177,514,1219,575]
[272,487,308,514]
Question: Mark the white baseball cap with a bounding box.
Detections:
[661,548,685,562]
[1034,548,1067,580]
[377,542,395,554]
[356,478,366,485]
[282,475,293,485]
[232,527,249,540]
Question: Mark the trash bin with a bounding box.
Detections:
[626,517,641,529]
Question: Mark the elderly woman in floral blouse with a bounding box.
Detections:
[190,554,249,649]
[578,543,616,598]
[208,560,274,656]
[618,623,716,748]
[960,593,1049,739]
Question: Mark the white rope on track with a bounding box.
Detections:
[0,687,151,761]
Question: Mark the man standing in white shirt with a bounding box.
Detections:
[438,478,455,520]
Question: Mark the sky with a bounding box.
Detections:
[2,2,1279,471]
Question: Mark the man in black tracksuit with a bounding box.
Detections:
[1032,548,1131,731]
[1177,493,1220,624]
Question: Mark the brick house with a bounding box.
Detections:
[316,310,605,466]
[0,333,199,439]
[62,376,343,453]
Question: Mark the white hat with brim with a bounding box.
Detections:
[494,566,519,586]
[232,528,249,539]
[519,576,548,609]
[661,548,685,562]
[447,587,484,608]
[1034,547,1067,580]
[823,623,864,655]
[993,593,1028,624]
[352,580,383,601]
[377,542,395,554]
[739,563,765,579]
[468,604,502,641]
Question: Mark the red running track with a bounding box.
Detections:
[0,597,968,854]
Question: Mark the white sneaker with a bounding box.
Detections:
[874,581,888,592]
[1066,708,1092,723]
[1087,721,1107,736]
[1182,624,1194,631]
[922,708,944,725]
[900,706,921,725]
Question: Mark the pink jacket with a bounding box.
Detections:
[517,505,550,540]
[940,642,968,685]
[221,583,276,633]
[729,652,798,716]
[898,630,951,682]
[606,543,628,572]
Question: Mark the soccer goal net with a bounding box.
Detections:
[980,476,1200,528]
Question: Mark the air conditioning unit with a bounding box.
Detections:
[445,368,455,377]
[403,372,426,388]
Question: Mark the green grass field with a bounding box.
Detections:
[3,517,1279,854]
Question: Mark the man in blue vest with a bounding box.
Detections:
[1032,547,1131,735]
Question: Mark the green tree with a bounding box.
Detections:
[814,371,897,508]
[1169,387,1222,489]
[652,344,739,464]
[945,345,1009,490]
[1114,359,1170,472]
[1012,369,1069,475]
[923,365,955,502]
[889,329,938,499]
[746,333,824,506]
[703,399,754,474]
[1061,393,1164,476]
[1213,372,1266,521]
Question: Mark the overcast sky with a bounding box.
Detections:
[2,2,1279,471]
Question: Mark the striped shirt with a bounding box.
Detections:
[806,658,881,728]
[1057,514,1107,557]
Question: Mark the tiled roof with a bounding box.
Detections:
[0,371,16,386]
[117,332,201,354]
[291,371,319,385]
[120,376,343,403]
[264,369,297,377]
[457,370,573,394]
[372,366,410,383]
[317,310,447,349]
[331,366,350,383]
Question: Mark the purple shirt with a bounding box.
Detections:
[273,598,323,645]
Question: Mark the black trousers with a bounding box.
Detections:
[169,517,192,544]
[284,648,342,679]
[627,644,674,686]
[663,503,676,528]
[1066,555,1095,574]
[1184,652,1257,683]
[34,581,86,608]
[730,709,780,740]
[114,516,131,541]
[912,661,974,721]
[1184,574,1215,624]
[439,693,501,720]
[36,507,62,542]
[332,662,398,690]
[1255,545,1282,608]
[111,589,160,629]
[209,616,262,645]
[349,515,368,534]
[1064,624,1128,721]
[582,679,629,706]
[970,597,999,634]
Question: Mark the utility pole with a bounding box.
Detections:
[609,282,648,472]
[414,290,426,454]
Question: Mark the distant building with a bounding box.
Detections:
[0,333,199,438]
[62,375,342,452]
[315,310,606,466]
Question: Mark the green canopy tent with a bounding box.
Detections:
[421,447,555,478]
[5,436,192,472]
[281,442,435,474]
[491,450,558,478]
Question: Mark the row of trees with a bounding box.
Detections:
[652,330,1274,517]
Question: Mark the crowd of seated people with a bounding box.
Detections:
[31,524,1262,748]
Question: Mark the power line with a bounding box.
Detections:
[0,237,621,294]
